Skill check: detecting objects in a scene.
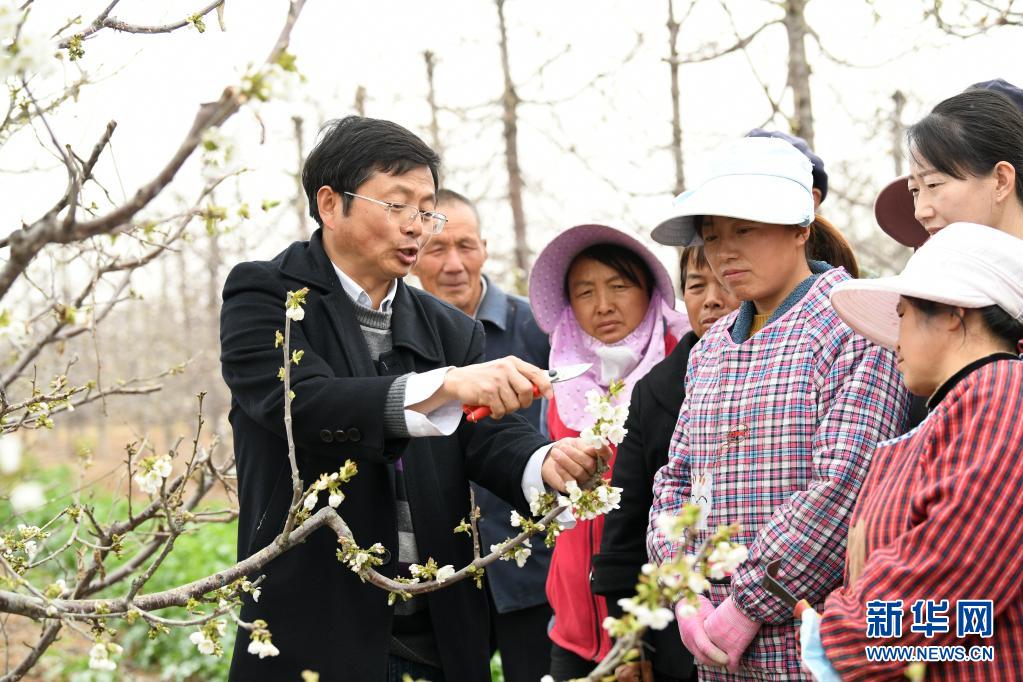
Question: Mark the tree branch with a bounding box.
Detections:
[58,0,225,48]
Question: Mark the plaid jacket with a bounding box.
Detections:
[648,267,908,680]
[821,356,1023,681]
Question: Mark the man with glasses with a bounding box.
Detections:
[220,116,605,682]
[413,189,554,682]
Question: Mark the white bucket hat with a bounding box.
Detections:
[651,137,816,246]
[829,223,1023,350]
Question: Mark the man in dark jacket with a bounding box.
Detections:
[220,116,604,682]
[592,245,738,682]
[414,189,553,682]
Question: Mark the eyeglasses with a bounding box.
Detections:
[344,192,447,235]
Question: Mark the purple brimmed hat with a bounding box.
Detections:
[528,224,676,334]
[875,78,1023,248]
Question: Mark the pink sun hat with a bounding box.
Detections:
[829,222,1023,350]
[528,224,678,334]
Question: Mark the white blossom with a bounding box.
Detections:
[303,493,317,511]
[23,539,37,561]
[584,390,603,413]
[87,642,122,671]
[190,631,217,656]
[409,563,423,577]
[605,424,627,446]
[641,563,656,576]
[435,564,455,583]
[350,552,370,572]
[199,127,241,179]
[0,6,57,81]
[509,510,522,528]
[10,481,45,514]
[707,542,748,579]
[580,429,605,449]
[687,571,710,595]
[286,306,305,321]
[327,493,343,508]
[152,454,172,478]
[134,470,161,495]
[134,454,173,495]
[528,488,545,516]
[655,513,687,541]
[618,598,675,630]
[675,599,698,619]
[247,638,280,658]
[251,587,261,602]
[0,434,22,473]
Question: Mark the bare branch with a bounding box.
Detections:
[58,0,226,48]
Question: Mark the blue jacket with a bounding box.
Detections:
[473,275,553,612]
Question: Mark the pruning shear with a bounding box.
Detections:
[462,362,592,423]
[762,560,814,619]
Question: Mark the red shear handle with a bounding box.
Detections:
[462,385,541,423]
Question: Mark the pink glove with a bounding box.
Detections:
[676,595,729,667]
[703,595,762,673]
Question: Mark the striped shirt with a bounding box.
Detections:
[821,355,1023,681]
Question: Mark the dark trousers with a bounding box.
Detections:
[549,642,597,681]
[387,654,445,682]
[489,590,553,682]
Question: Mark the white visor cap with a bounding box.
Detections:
[651,137,816,246]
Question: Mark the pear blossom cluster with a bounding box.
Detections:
[336,539,386,578]
[409,557,457,583]
[241,51,304,104]
[88,640,123,671]
[199,127,240,179]
[247,619,281,659]
[1,524,48,572]
[189,619,227,657]
[491,538,533,568]
[602,507,748,642]
[560,479,623,521]
[285,287,309,322]
[299,460,358,516]
[134,453,173,495]
[0,4,57,81]
[580,381,630,448]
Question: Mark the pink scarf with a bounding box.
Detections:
[549,292,687,431]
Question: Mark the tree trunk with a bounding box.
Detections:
[667,0,685,194]
[292,115,309,240]
[495,0,529,274]
[204,226,226,434]
[783,0,815,147]
[422,50,445,185]
[353,85,366,117]
[890,90,906,176]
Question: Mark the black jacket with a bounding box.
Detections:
[472,276,553,612]
[592,331,698,679]
[220,230,548,681]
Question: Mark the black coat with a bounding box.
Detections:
[591,331,697,679]
[220,230,548,681]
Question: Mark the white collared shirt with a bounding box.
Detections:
[330,264,558,518]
